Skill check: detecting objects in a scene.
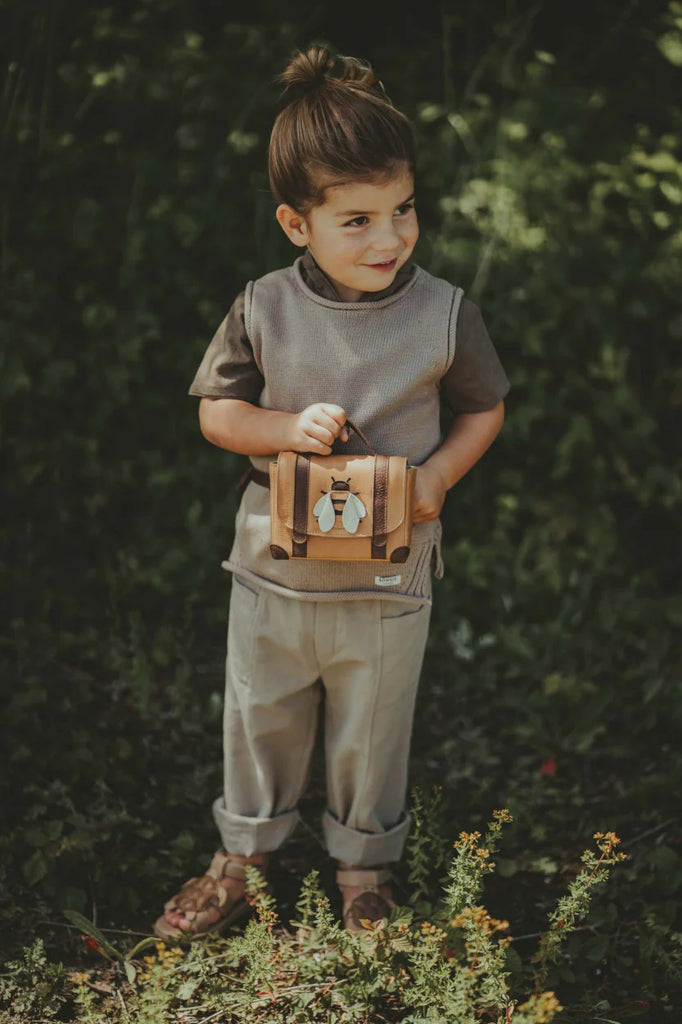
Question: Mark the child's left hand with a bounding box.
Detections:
[413,464,447,523]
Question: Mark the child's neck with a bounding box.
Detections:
[300,249,413,303]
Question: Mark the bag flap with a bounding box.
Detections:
[274,452,409,537]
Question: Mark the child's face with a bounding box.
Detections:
[277,167,418,302]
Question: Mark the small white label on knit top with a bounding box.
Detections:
[375,574,402,587]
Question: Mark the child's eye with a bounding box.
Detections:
[344,216,369,227]
[395,202,415,216]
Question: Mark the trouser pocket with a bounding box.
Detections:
[227,576,261,684]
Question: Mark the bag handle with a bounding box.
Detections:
[345,418,376,456]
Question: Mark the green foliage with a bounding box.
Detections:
[406,785,449,907]
[534,832,628,986]
[1,811,625,1023]
[1,1,681,1019]
[443,809,513,918]
[0,939,68,1021]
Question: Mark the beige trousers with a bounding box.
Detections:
[212,576,431,866]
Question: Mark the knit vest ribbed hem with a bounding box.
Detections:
[231,260,462,599]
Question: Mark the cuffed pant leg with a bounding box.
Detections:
[318,600,431,866]
[215,578,321,856]
[213,800,300,856]
[322,809,412,866]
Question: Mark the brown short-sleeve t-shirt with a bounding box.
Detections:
[189,252,510,413]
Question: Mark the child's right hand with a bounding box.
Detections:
[288,403,349,454]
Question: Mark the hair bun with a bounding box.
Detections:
[281,46,380,95]
[281,46,336,92]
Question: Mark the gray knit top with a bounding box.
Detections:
[192,256,509,604]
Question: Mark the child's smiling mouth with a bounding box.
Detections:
[366,259,398,272]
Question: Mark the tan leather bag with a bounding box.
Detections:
[268,422,416,562]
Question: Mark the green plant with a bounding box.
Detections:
[0,939,68,1021]
[62,908,159,983]
[534,831,627,988]
[26,810,624,1024]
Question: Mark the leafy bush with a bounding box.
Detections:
[0,939,68,1021]
[0,810,626,1023]
[1,1,680,1019]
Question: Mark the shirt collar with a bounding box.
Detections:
[299,249,415,302]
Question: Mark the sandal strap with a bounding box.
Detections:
[336,867,392,888]
[158,849,267,937]
[206,850,267,882]
[221,861,250,881]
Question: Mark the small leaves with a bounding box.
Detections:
[442,810,512,919]
[534,831,626,985]
[407,786,449,905]
[3,815,624,1023]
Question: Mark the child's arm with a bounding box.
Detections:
[198,397,349,456]
[413,400,505,524]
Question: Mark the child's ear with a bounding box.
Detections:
[276,204,309,247]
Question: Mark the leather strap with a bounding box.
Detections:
[248,467,270,489]
[292,454,310,557]
[206,850,268,881]
[220,861,251,881]
[336,868,392,888]
[371,454,389,559]
[345,418,376,455]
[241,420,374,497]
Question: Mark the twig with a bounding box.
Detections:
[510,924,594,943]
[622,818,676,849]
[583,0,641,72]
[296,815,327,851]
[38,919,152,939]
[509,931,542,942]
[313,975,339,1006]
[198,1007,234,1024]
[117,987,131,1022]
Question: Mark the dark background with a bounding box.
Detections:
[1,0,681,1018]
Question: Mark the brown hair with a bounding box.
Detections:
[268,46,416,213]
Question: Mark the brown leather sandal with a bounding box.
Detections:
[337,866,395,935]
[154,850,267,941]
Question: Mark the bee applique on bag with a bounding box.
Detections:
[268,421,416,562]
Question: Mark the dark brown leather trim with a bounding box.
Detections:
[292,454,310,558]
[390,546,410,563]
[249,468,271,489]
[371,454,389,559]
[270,544,289,560]
[345,419,376,455]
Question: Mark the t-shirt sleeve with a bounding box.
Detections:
[440,298,510,413]
[188,292,264,402]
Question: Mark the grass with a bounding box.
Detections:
[0,809,627,1023]
[1,601,680,1021]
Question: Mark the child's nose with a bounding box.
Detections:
[371,222,401,252]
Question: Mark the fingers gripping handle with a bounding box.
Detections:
[344,418,376,455]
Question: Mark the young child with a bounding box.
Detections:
[154,46,509,940]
